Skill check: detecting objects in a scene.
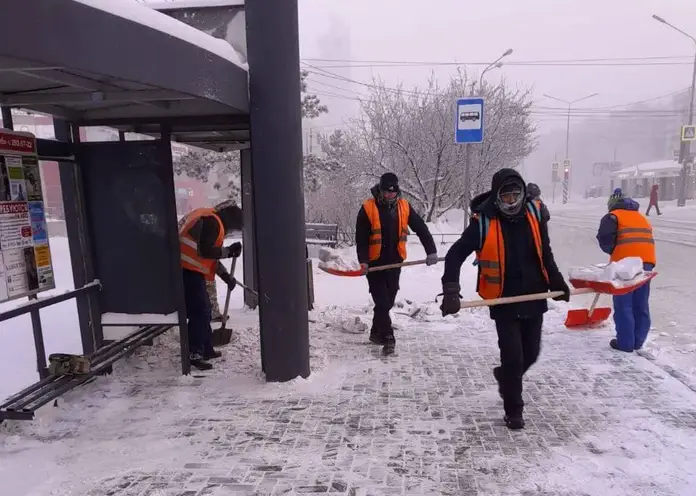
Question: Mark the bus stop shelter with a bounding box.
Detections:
[0,0,309,419]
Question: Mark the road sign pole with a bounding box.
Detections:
[562,167,570,204]
[463,143,472,229]
[552,182,556,204]
[455,96,485,229]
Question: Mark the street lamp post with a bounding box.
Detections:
[542,92,599,203]
[652,14,696,207]
[463,48,513,228]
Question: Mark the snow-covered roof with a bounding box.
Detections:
[147,0,244,10]
[612,160,682,177]
[75,0,246,69]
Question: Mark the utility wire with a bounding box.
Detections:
[301,55,695,68]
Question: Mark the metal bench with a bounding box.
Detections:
[0,324,172,421]
[305,222,339,248]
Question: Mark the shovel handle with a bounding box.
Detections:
[367,257,446,273]
[459,288,596,309]
[221,258,237,327]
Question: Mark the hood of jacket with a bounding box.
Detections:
[471,168,527,218]
[609,197,640,212]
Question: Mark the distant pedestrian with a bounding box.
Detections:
[355,172,438,355]
[596,189,656,352]
[645,184,662,216]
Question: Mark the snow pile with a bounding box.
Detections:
[569,257,648,287]
[317,246,362,272]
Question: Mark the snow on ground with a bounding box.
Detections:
[2,211,696,494]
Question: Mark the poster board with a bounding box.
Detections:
[0,128,55,303]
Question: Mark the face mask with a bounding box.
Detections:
[496,188,523,216]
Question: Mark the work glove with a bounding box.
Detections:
[425,253,439,266]
[221,242,242,259]
[440,282,462,317]
[551,278,571,302]
[220,272,237,290]
[359,263,369,275]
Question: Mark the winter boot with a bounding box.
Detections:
[204,349,223,360]
[504,414,525,430]
[610,338,632,352]
[190,353,213,371]
[381,333,396,356]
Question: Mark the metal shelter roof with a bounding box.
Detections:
[0,0,250,151]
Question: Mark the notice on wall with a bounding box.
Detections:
[0,128,55,303]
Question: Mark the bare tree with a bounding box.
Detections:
[312,72,536,222]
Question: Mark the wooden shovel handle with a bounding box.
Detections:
[459,288,596,309]
[367,257,446,273]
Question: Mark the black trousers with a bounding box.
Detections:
[367,268,401,337]
[182,269,214,357]
[645,202,661,215]
[495,316,543,416]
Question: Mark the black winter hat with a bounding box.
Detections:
[379,172,399,193]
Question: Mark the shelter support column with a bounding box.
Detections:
[245,0,310,381]
[53,119,101,354]
[240,148,258,309]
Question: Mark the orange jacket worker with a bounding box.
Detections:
[355,173,437,355]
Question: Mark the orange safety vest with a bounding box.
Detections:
[610,209,656,265]
[475,204,549,300]
[179,208,225,280]
[363,198,410,262]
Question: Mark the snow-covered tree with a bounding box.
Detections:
[306,72,536,222]
[174,72,328,190]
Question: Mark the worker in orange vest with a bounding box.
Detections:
[355,172,437,355]
[439,169,569,430]
[597,188,656,352]
[179,200,243,370]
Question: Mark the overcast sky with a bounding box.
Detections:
[298,0,696,132]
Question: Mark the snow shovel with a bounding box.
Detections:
[319,257,446,277]
[564,292,612,329]
[212,258,237,347]
[455,288,611,329]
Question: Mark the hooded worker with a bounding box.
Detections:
[597,189,656,352]
[355,172,438,355]
[179,200,243,370]
[439,168,569,430]
[526,182,551,222]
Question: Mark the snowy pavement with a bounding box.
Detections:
[2,239,696,495]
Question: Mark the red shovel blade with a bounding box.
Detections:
[318,265,365,277]
[564,307,612,329]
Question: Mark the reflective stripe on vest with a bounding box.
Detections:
[363,198,410,262]
[610,210,656,265]
[475,205,549,300]
[179,208,225,280]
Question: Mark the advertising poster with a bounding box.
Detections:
[29,201,47,245]
[0,128,55,303]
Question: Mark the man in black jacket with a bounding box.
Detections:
[526,182,551,222]
[440,169,569,430]
[179,201,243,370]
[356,173,438,354]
